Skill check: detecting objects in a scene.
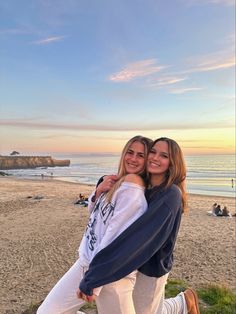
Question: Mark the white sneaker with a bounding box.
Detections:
[76,311,86,314]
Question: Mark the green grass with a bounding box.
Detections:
[22,281,236,313]
[198,284,236,314]
[165,279,236,314]
[21,300,43,314]
[165,278,188,298]
[80,301,97,310]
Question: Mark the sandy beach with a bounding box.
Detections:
[0,177,235,314]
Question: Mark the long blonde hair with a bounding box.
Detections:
[152,137,187,212]
[106,135,153,202]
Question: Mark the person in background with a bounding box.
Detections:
[78,137,200,314]
[221,206,232,217]
[36,135,152,314]
[212,203,217,214]
[207,203,218,216]
[214,204,222,216]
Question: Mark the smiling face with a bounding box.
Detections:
[124,141,145,175]
[147,140,170,186]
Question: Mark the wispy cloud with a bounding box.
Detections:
[0,118,233,131]
[184,0,235,6]
[221,34,235,46]
[109,59,167,82]
[147,76,187,87]
[31,36,65,45]
[40,134,127,141]
[170,87,204,94]
[187,56,235,73]
[0,28,31,35]
[170,46,235,85]
[109,44,234,92]
[183,145,232,149]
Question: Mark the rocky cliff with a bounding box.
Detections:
[0,156,70,170]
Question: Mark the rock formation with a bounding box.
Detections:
[10,151,20,156]
[0,156,70,170]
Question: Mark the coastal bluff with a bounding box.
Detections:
[0,156,70,170]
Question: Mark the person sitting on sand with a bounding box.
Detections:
[221,206,232,217]
[207,203,218,216]
[212,203,217,212]
[79,193,87,201]
[214,204,223,216]
[74,193,89,206]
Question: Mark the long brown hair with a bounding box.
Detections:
[106,135,153,202]
[151,137,187,212]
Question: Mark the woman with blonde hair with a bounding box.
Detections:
[78,137,200,314]
[37,135,152,314]
[89,134,152,206]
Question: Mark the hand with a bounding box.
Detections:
[96,175,118,197]
[77,288,96,303]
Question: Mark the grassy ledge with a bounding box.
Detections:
[22,280,236,314]
[166,279,236,314]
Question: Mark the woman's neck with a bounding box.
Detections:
[150,174,165,187]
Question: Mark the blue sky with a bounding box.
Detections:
[0,0,235,155]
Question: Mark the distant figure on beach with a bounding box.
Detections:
[214,204,223,216]
[79,193,87,200]
[207,203,232,218]
[231,178,234,188]
[222,206,232,217]
[74,193,89,206]
[212,203,217,214]
[207,203,218,216]
[41,173,44,180]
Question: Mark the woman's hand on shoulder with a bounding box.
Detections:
[124,174,145,187]
[96,175,118,196]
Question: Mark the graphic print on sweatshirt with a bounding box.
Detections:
[85,194,115,252]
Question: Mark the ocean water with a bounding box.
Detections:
[4,153,236,198]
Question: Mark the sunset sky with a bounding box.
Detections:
[0,0,235,155]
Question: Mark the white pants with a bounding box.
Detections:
[133,272,187,314]
[96,272,137,314]
[37,259,137,314]
[95,271,187,314]
[37,260,187,314]
[37,260,85,314]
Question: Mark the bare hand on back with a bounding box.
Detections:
[95,174,118,199]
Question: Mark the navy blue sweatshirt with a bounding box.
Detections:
[79,184,182,296]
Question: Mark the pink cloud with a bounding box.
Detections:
[109,59,167,82]
[170,87,204,94]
